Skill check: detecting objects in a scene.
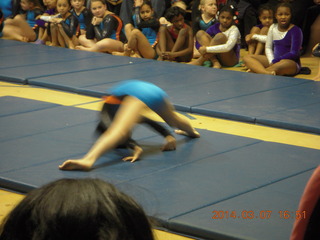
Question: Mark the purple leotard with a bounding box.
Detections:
[266,24,302,66]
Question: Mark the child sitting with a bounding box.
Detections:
[2,0,43,42]
[70,0,92,36]
[156,6,193,62]
[49,0,79,48]
[34,0,58,45]
[76,0,126,53]
[190,4,241,68]
[115,0,160,59]
[243,3,303,76]
[193,0,218,58]
[245,4,273,55]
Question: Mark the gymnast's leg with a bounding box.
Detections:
[59,96,146,171]
[157,100,200,138]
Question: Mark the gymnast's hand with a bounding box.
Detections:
[162,135,176,151]
[59,158,94,171]
[92,17,103,25]
[122,145,143,163]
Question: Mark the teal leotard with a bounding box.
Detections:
[109,80,168,112]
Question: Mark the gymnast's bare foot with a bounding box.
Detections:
[59,158,94,171]
[175,129,200,138]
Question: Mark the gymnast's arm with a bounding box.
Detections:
[83,8,93,29]
[94,15,118,40]
[60,15,79,38]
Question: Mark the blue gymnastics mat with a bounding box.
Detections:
[1,96,320,240]
[1,39,319,134]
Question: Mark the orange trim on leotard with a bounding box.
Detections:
[111,14,123,41]
[103,95,122,105]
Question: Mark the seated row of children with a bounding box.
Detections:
[0,0,319,79]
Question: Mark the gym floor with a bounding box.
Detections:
[0,49,319,239]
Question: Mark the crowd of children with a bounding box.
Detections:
[0,0,319,79]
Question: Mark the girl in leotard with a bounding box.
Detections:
[49,0,79,48]
[2,0,43,42]
[190,4,241,68]
[70,0,92,35]
[96,96,177,162]
[156,6,193,62]
[59,80,200,171]
[192,0,218,58]
[243,3,303,76]
[76,0,126,53]
[113,0,160,59]
[245,4,273,55]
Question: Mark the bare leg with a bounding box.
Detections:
[156,25,174,60]
[247,27,260,55]
[59,96,146,171]
[266,59,299,76]
[157,100,200,138]
[303,16,320,57]
[2,15,36,42]
[188,30,212,65]
[243,54,274,74]
[58,24,75,49]
[115,29,156,58]
[50,23,59,46]
[254,27,268,55]
[77,38,124,53]
[77,34,96,48]
[124,23,134,40]
[171,28,193,62]
[208,33,236,68]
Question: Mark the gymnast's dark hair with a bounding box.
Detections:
[0,178,154,240]
[258,3,273,16]
[165,6,185,22]
[275,2,293,15]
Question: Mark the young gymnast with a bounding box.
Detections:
[192,0,217,55]
[96,95,177,162]
[192,0,217,36]
[49,0,79,48]
[0,178,155,240]
[75,0,126,53]
[190,4,241,68]
[245,4,273,55]
[59,80,200,171]
[114,0,159,59]
[1,0,43,42]
[243,3,303,76]
[70,0,92,35]
[34,0,58,44]
[156,6,193,62]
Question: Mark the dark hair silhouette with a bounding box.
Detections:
[165,6,186,22]
[0,178,154,240]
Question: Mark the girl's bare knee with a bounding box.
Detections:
[212,33,227,44]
